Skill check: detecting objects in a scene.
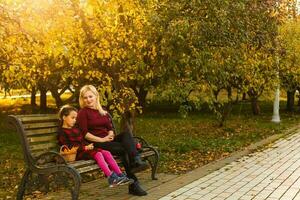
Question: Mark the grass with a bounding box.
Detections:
[0,112,24,199]
[1,98,300,199]
[134,100,300,173]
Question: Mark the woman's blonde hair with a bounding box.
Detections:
[79,85,107,115]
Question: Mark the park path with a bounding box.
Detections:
[157,128,300,200]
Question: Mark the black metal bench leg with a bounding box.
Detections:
[38,174,50,193]
[146,147,159,180]
[70,174,81,200]
[17,169,31,200]
[151,152,159,180]
[58,166,81,200]
[71,181,80,200]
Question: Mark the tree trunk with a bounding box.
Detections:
[120,110,135,136]
[251,98,260,115]
[73,87,80,105]
[213,90,219,101]
[242,93,247,100]
[286,90,295,112]
[50,88,63,108]
[297,89,300,106]
[39,87,47,111]
[235,90,239,103]
[227,87,232,100]
[218,102,232,127]
[137,87,148,108]
[31,87,37,106]
[247,88,260,115]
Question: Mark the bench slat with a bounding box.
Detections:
[76,164,100,174]
[69,160,96,168]
[17,114,58,123]
[28,135,57,143]
[30,142,57,151]
[141,151,155,157]
[25,127,58,136]
[23,122,59,130]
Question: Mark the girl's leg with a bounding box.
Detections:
[101,150,122,175]
[93,141,138,181]
[93,152,112,177]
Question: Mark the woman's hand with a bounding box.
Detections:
[85,132,113,143]
[103,135,114,142]
[107,130,114,140]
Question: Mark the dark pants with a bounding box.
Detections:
[93,131,138,181]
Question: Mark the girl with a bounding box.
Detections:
[58,105,133,187]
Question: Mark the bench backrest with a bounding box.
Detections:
[8,113,117,165]
[8,114,60,166]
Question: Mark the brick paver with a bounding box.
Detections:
[159,132,300,200]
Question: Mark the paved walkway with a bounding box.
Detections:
[158,129,300,200]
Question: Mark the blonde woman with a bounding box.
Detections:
[77,85,148,196]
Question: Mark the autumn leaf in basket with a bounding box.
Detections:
[60,145,79,162]
[60,145,79,154]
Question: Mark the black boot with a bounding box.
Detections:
[131,155,149,173]
[128,181,147,196]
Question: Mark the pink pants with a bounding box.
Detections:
[93,150,122,177]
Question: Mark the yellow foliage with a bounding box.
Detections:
[0,0,159,114]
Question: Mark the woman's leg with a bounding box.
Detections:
[113,132,148,196]
[114,132,138,158]
[115,132,148,170]
[94,141,125,155]
[101,150,122,175]
[93,152,112,177]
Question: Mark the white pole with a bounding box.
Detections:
[272,53,280,123]
[272,87,281,123]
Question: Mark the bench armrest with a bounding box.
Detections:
[133,136,150,147]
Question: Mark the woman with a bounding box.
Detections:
[76,85,148,196]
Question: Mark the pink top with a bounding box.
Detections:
[77,107,113,138]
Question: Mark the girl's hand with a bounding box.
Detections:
[85,143,94,150]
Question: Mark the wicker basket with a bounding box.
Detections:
[60,145,78,162]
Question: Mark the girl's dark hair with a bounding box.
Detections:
[58,105,78,124]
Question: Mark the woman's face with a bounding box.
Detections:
[82,90,97,108]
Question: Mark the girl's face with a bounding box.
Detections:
[63,111,77,128]
[82,90,97,109]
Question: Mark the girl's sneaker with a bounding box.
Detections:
[118,173,134,185]
[108,172,126,187]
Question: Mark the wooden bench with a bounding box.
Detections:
[8,114,159,200]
